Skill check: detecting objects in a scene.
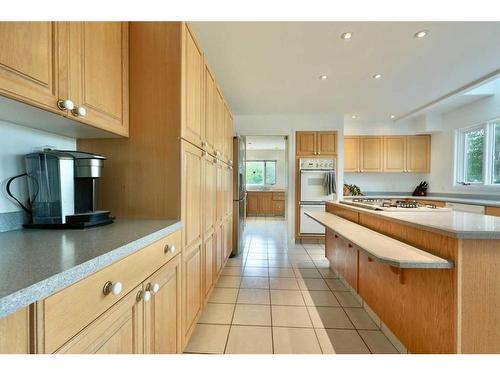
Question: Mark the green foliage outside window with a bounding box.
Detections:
[246,160,276,185]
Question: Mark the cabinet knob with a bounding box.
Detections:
[143,290,152,302]
[103,281,123,296]
[57,99,74,111]
[202,141,208,147]
[164,244,176,254]
[147,282,160,294]
[71,106,87,117]
[317,151,321,155]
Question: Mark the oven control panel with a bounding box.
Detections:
[299,158,336,170]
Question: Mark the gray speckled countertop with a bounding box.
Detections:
[328,201,500,239]
[0,218,181,319]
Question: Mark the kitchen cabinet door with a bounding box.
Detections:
[145,255,182,354]
[202,231,216,301]
[0,22,66,114]
[225,165,233,217]
[216,159,224,223]
[383,136,406,172]
[182,242,202,345]
[0,306,30,354]
[68,22,129,136]
[215,223,224,276]
[344,136,360,172]
[214,88,225,159]
[204,63,216,155]
[316,131,337,156]
[247,193,259,214]
[296,131,317,156]
[359,136,383,172]
[182,24,204,147]
[224,104,233,163]
[259,193,273,214]
[272,200,285,215]
[182,141,204,251]
[56,285,144,354]
[203,154,217,236]
[406,135,430,173]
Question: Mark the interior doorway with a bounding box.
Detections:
[244,135,289,219]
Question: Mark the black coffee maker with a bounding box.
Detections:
[23,149,113,228]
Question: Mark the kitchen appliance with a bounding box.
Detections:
[299,158,337,235]
[340,199,451,212]
[23,149,113,228]
[232,136,246,256]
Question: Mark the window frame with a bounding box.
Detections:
[246,160,277,186]
[455,119,499,188]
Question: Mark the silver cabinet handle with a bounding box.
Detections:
[164,244,176,254]
[57,99,74,111]
[71,106,87,117]
[202,141,208,147]
[147,282,160,294]
[103,281,123,296]
[136,290,151,302]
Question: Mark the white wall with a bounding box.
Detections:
[234,113,344,241]
[0,121,76,213]
[428,91,500,196]
[246,149,287,189]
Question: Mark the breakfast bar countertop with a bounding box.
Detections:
[327,201,500,240]
[0,218,181,319]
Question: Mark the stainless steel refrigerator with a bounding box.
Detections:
[231,136,246,257]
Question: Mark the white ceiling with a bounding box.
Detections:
[191,22,500,122]
[246,135,286,150]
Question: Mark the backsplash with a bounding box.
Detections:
[0,120,75,229]
[344,172,428,195]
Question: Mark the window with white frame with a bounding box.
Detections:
[455,119,500,186]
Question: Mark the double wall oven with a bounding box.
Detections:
[299,158,337,235]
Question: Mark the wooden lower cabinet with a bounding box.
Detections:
[325,230,358,290]
[485,206,500,217]
[0,306,30,354]
[181,242,202,346]
[145,255,182,354]
[247,191,285,216]
[56,285,144,354]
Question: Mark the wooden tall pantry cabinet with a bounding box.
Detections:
[79,22,234,351]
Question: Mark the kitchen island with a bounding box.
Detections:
[307,201,500,354]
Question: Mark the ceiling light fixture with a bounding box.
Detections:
[341,32,353,40]
[373,73,382,79]
[414,30,428,39]
[351,115,357,119]
[390,115,396,119]
[319,74,328,80]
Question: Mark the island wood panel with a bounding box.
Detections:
[358,252,455,353]
[485,206,500,217]
[326,204,359,223]
[327,231,358,290]
[0,306,30,354]
[458,239,500,353]
[355,212,457,353]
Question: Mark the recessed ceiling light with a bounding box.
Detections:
[351,115,357,119]
[414,30,428,39]
[341,32,353,40]
[319,74,328,80]
[390,115,396,119]
[372,73,382,79]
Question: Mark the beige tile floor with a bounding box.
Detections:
[184,217,399,354]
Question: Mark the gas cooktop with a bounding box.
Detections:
[340,199,450,212]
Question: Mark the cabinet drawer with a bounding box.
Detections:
[40,230,181,353]
[272,192,285,201]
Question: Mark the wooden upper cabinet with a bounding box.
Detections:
[296,131,317,156]
[383,136,406,172]
[296,131,337,156]
[406,135,430,173]
[359,137,383,172]
[145,255,181,354]
[344,136,360,172]
[317,131,337,156]
[204,63,216,155]
[0,22,66,114]
[224,104,233,163]
[182,24,204,148]
[214,88,225,158]
[68,22,129,136]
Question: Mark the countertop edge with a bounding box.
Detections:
[343,195,500,208]
[0,220,182,319]
[326,201,500,240]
